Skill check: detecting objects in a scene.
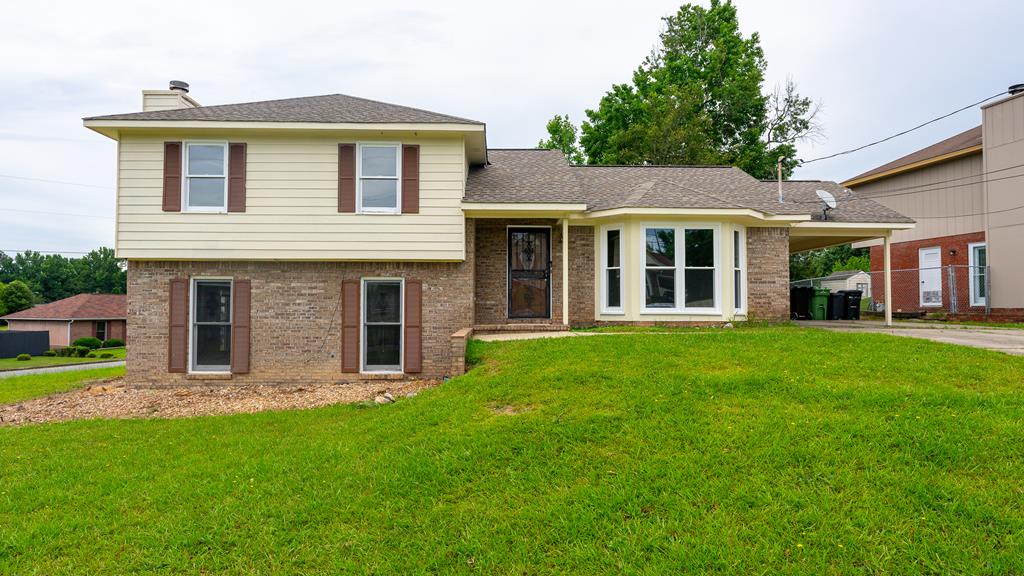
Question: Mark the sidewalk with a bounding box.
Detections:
[0,360,125,379]
[799,321,1024,355]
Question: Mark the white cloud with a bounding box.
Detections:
[0,0,1020,253]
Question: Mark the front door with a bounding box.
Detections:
[508,228,551,319]
[919,247,942,307]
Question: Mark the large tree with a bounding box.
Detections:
[1,280,34,314]
[541,0,820,177]
[0,248,126,303]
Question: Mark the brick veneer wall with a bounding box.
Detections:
[126,226,475,386]
[746,227,790,321]
[869,231,986,312]
[568,226,595,325]
[474,219,565,325]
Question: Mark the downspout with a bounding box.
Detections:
[67,320,73,347]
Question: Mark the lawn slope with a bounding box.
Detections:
[0,328,1022,574]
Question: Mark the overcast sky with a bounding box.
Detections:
[1,0,1020,255]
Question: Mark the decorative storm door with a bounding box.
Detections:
[508,228,551,319]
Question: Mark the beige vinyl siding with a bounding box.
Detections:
[982,92,1024,308]
[850,153,984,244]
[116,131,466,261]
[6,320,69,347]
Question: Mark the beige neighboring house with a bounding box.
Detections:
[820,270,872,297]
[1,294,127,347]
[82,81,912,385]
[845,85,1024,315]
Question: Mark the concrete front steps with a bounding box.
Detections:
[472,323,570,336]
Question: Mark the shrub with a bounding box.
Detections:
[102,338,124,348]
[15,354,31,361]
[74,346,90,358]
[72,337,103,350]
[99,352,114,359]
[86,352,98,358]
[42,350,56,357]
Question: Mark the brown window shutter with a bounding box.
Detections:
[162,142,182,212]
[231,279,251,374]
[228,143,247,213]
[341,279,361,372]
[404,279,422,373]
[338,144,356,213]
[168,278,188,373]
[401,144,420,214]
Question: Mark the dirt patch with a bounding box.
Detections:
[0,378,439,426]
[489,403,533,416]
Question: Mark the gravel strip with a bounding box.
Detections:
[0,378,439,426]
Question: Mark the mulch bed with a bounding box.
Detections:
[0,378,438,426]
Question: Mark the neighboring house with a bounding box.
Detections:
[82,82,911,384]
[0,294,127,347]
[844,86,1024,315]
[819,270,871,296]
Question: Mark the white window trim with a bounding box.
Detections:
[95,320,108,342]
[188,277,233,374]
[640,223,722,315]
[360,277,404,374]
[357,142,402,215]
[182,141,229,213]
[600,224,624,315]
[733,226,747,315]
[968,241,987,307]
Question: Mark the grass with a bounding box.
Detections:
[575,320,779,333]
[0,365,124,404]
[0,347,125,371]
[1,328,1023,574]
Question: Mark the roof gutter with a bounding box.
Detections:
[842,145,982,188]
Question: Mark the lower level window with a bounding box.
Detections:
[95,321,107,342]
[192,279,232,372]
[969,242,987,306]
[364,279,403,371]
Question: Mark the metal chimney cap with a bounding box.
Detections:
[1009,83,1024,96]
[169,80,190,93]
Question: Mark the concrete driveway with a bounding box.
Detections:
[801,320,1024,355]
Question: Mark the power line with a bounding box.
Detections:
[0,208,114,220]
[0,173,113,189]
[908,202,1024,220]
[784,168,1024,205]
[799,90,1007,165]
[0,249,94,255]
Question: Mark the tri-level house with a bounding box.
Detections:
[84,82,913,384]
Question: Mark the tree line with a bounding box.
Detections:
[0,248,126,316]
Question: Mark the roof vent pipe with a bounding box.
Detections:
[1009,83,1024,96]
[169,80,190,93]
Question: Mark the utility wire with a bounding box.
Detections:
[1,208,114,220]
[0,249,93,255]
[0,173,113,189]
[799,90,1007,165]
[908,202,1024,220]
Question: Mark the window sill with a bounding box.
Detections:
[600,308,625,316]
[639,308,723,316]
[182,210,228,214]
[186,372,233,381]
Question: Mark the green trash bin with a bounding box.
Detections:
[810,288,830,320]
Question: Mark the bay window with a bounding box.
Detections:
[642,224,720,313]
[358,143,401,213]
[733,227,746,313]
[602,226,623,313]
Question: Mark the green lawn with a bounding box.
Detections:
[0,365,124,404]
[1,328,1023,574]
[0,347,125,371]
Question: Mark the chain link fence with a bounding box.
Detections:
[792,265,992,317]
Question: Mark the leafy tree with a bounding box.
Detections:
[831,253,871,274]
[74,248,126,295]
[538,114,585,164]
[789,245,868,281]
[555,1,819,178]
[0,248,126,303]
[0,282,7,316]
[1,280,35,314]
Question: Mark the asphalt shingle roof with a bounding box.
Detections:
[845,125,982,183]
[84,94,483,125]
[466,149,913,224]
[1,294,126,321]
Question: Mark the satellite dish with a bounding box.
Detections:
[816,189,837,209]
[815,189,837,220]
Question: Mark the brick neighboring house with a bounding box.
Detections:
[83,82,912,385]
[1,294,127,347]
[845,87,1024,317]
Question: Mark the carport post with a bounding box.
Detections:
[883,233,893,327]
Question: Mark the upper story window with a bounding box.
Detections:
[185,142,228,212]
[359,143,401,213]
